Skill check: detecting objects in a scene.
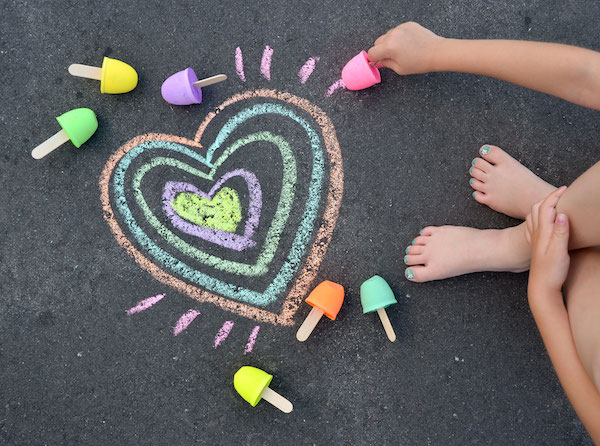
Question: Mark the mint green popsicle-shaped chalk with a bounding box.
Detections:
[32,108,98,159]
[234,366,293,413]
[360,275,398,342]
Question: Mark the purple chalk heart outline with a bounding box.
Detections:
[162,168,262,251]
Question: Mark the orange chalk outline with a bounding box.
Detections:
[99,89,344,326]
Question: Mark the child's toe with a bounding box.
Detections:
[472,190,489,204]
[470,178,486,191]
[412,235,429,245]
[405,245,425,255]
[421,226,436,236]
[469,166,486,181]
[472,157,492,172]
[404,266,432,282]
[404,254,424,266]
[479,144,508,165]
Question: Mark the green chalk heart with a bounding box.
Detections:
[170,187,242,233]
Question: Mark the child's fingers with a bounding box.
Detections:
[550,213,570,253]
[531,201,541,231]
[538,186,568,228]
[525,212,534,244]
[374,58,400,71]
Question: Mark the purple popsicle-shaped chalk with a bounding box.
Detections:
[161,68,203,105]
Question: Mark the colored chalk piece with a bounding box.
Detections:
[234,366,293,413]
[69,57,138,94]
[341,50,381,90]
[32,108,98,159]
[161,68,227,105]
[296,280,344,342]
[360,275,398,342]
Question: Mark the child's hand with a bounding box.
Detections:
[367,22,445,75]
[526,186,570,294]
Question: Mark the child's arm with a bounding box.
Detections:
[368,22,600,110]
[527,187,600,443]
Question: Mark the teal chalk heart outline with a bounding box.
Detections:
[113,103,325,307]
[132,131,296,276]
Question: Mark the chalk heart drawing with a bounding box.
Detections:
[100,89,344,326]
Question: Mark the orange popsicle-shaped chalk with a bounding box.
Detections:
[296,281,344,342]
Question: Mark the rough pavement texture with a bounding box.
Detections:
[1,0,599,444]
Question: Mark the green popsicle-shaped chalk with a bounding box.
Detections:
[32,108,98,159]
[360,275,398,342]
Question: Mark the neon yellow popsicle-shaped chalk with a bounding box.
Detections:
[31,108,98,160]
[68,57,138,94]
[233,366,293,413]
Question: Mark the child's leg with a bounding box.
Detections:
[556,161,600,250]
[404,159,600,282]
[469,144,556,219]
[564,247,600,390]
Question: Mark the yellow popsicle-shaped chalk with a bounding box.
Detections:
[68,57,138,94]
[233,366,292,413]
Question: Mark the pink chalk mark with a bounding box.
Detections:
[325,79,346,97]
[213,320,234,349]
[298,57,320,84]
[260,45,273,81]
[235,47,245,82]
[125,294,165,315]
[243,325,261,355]
[173,310,201,336]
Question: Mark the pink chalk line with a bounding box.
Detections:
[260,45,273,81]
[173,310,201,336]
[243,325,261,355]
[125,294,165,315]
[213,321,235,349]
[325,79,346,97]
[235,47,245,82]
[298,57,320,84]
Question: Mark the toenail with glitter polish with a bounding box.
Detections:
[469,178,474,185]
[404,255,408,264]
[405,247,410,254]
[480,145,490,156]
[405,269,415,280]
[472,158,477,165]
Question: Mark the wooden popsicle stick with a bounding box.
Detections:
[376,307,396,342]
[68,64,102,80]
[192,74,227,88]
[296,307,324,342]
[31,129,70,159]
[260,386,293,413]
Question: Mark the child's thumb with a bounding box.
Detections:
[367,45,389,64]
[551,213,570,250]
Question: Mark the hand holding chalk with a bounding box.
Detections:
[341,50,381,90]
[32,108,98,160]
[234,366,293,413]
[296,281,344,342]
[161,68,227,105]
[360,275,398,342]
[69,57,138,94]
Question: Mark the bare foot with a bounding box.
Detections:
[403,224,530,282]
[469,144,556,219]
